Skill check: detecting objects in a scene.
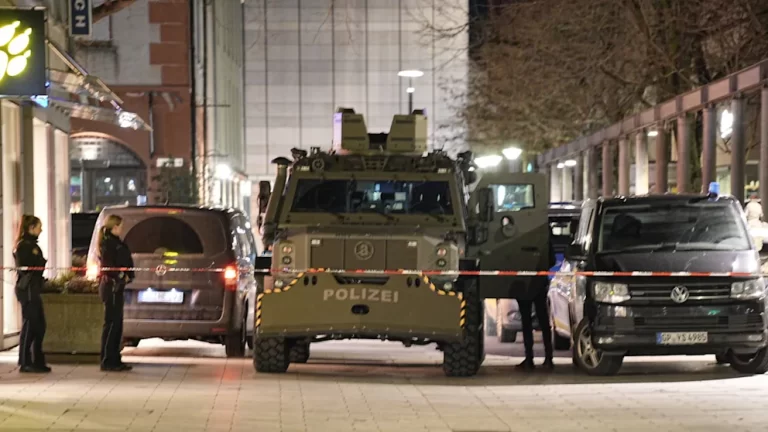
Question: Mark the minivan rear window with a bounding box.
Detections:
[124,216,204,254]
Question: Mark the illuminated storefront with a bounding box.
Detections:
[0,7,148,349]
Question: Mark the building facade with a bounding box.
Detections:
[1,0,149,348]
[72,0,248,212]
[243,0,469,186]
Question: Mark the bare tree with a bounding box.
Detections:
[420,0,768,154]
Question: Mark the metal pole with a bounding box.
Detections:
[618,137,630,195]
[731,96,746,203]
[634,132,649,194]
[573,154,584,201]
[655,128,669,193]
[602,142,614,197]
[676,114,690,193]
[586,147,599,199]
[701,105,717,192]
[408,78,413,114]
[761,87,768,216]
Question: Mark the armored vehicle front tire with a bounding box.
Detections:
[289,341,310,363]
[442,280,483,377]
[253,337,290,373]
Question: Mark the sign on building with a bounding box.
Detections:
[69,0,92,37]
[0,9,46,97]
[156,157,184,168]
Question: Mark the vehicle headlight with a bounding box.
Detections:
[281,256,292,265]
[731,278,765,300]
[281,244,293,254]
[592,282,630,304]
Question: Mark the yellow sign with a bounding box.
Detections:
[0,21,31,81]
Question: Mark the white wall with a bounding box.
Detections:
[1,102,22,337]
[243,0,469,178]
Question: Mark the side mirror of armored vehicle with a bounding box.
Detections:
[478,188,494,222]
[258,181,271,213]
[565,243,586,261]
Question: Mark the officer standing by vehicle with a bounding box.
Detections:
[14,215,51,373]
[516,230,556,371]
[98,215,135,372]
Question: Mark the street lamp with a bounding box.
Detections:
[398,69,424,114]
[502,146,522,160]
[475,155,503,169]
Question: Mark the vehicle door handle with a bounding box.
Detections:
[522,246,538,252]
[479,250,492,256]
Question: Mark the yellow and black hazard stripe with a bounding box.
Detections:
[421,273,465,329]
[256,272,305,329]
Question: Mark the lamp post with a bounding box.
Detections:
[398,69,424,114]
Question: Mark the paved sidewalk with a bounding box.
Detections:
[1,339,767,432]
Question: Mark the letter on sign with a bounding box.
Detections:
[69,0,92,37]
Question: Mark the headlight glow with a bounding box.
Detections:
[731,278,765,300]
[592,282,630,304]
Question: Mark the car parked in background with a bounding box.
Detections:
[86,205,259,357]
[486,202,580,342]
[549,193,768,376]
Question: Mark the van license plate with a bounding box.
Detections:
[656,332,708,345]
[138,290,184,304]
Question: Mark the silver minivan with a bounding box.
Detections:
[86,205,259,357]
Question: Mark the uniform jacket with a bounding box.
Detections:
[13,234,46,303]
[99,231,135,284]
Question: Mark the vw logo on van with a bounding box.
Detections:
[155,264,168,277]
[670,286,690,303]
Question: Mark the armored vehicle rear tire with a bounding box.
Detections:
[253,337,290,373]
[442,279,483,377]
[289,341,310,363]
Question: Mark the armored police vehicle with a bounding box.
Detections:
[252,108,549,377]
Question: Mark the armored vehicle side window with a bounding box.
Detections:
[291,179,454,215]
[598,202,751,253]
[124,216,205,255]
[488,184,535,212]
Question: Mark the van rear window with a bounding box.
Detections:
[123,216,204,254]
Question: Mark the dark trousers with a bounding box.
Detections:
[100,290,125,367]
[518,287,553,361]
[18,300,46,367]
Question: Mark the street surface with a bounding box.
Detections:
[0,338,767,432]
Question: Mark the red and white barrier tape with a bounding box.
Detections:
[8,266,767,278]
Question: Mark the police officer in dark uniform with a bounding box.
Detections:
[516,231,557,371]
[98,214,135,372]
[14,215,51,373]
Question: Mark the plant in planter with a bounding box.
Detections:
[42,272,103,355]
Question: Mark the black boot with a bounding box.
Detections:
[542,358,554,370]
[516,358,535,371]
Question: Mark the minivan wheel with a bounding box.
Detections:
[253,337,289,373]
[496,306,517,343]
[715,353,729,364]
[225,317,246,358]
[573,320,623,376]
[728,347,768,374]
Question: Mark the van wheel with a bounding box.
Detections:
[443,279,482,377]
[496,306,517,343]
[572,320,623,376]
[728,348,768,374]
[553,331,571,351]
[225,312,247,358]
[289,341,310,363]
[715,353,729,364]
[253,337,289,373]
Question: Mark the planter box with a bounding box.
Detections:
[41,294,103,355]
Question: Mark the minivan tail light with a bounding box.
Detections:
[224,266,238,291]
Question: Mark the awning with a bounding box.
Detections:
[45,39,151,131]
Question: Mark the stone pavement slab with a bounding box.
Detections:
[0,338,767,431]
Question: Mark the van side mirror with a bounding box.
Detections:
[565,243,586,261]
[256,181,271,227]
[478,188,494,222]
